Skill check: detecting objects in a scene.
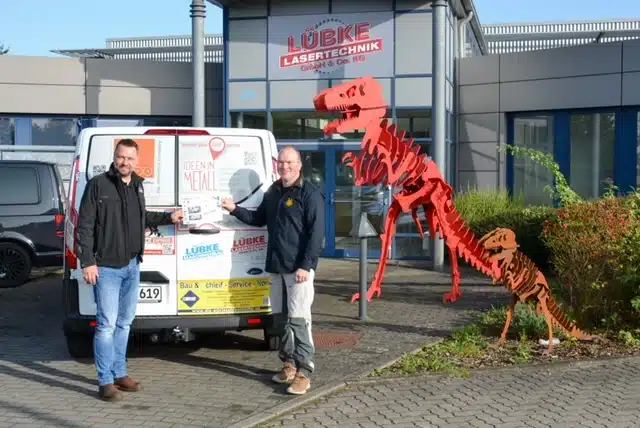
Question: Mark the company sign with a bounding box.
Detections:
[268,12,394,80]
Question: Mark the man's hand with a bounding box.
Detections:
[295,268,310,284]
[171,209,184,223]
[83,265,99,285]
[221,197,236,213]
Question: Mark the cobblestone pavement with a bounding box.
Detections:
[262,357,640,428]
[0,259,506,428]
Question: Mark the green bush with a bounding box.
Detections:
[453,187,556,271]
[542,197,635,328]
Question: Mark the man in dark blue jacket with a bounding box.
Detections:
[221,146,324,395]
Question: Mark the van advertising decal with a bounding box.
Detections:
[177,230,271,315]
[144,208,176,256]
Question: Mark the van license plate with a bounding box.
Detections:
[139,285,162,303]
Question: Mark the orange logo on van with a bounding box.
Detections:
[113,138,157,179]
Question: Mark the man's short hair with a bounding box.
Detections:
[115,138,139,153]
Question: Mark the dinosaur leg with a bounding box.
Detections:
[350,199,403,303]
[490,294,518,349]
[537,295,555,356]
[443,241,462,303]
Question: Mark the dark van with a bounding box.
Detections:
[0,160,67,288]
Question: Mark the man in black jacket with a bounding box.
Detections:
[77,138,183,402]
[221,146,325,395]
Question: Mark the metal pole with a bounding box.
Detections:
[431,0,447,272]
[359,237,368,321]
[190,0,206,127]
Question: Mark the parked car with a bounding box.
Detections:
[0,160,67,287]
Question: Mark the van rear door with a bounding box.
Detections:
[175,132,274,317]
[80,133,178,317]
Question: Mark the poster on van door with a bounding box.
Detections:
[177,230,271,315]
[144,208,176,256]
[178,135,267,230]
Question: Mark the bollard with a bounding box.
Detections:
[356,212,379,322]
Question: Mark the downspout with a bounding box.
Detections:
[191,0,206,127]
[457,11,474,58]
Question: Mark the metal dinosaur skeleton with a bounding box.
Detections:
[313,76,595,352]
[479,228,595,353]
[313,76,493,304]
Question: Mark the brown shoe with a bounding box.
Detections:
[99,384,124,402]
[286,372,311,395]
[114,376,143,392]
[271,361,296,384]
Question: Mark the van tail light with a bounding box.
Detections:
[65,156,81,270]
[247,318,262,326]
[144,129,210,136]
[55,214,64,227]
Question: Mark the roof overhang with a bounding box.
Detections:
[51,44,223,59]
[451,0,488,54]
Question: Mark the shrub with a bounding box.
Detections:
[453,187,556,271]
[454,187,523,225]
[541,197,635,328]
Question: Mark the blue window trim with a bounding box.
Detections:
[507,107,639,204]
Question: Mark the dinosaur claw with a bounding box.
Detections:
[443,291,461,303]
[350,292,361,303]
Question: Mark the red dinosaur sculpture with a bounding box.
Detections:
[478,227,596,354]
[313,76,494,304]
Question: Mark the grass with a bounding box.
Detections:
[370,303,595,378]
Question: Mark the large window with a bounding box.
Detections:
[31,118,78,146]
[0,117,15,145]
[512,116,555,206]
[272,111,335,140]
[570,113,615,199]
[396,109,432,139]
[231,112,267,130]
[0,166,40,205]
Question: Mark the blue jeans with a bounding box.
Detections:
[93,257,140,386]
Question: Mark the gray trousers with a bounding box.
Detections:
[269,269,315,377]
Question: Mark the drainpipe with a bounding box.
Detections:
[457,11,474,58]
[431,0,447,272]
[191,0,206,127]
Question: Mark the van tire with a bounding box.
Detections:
[65,333,94,359]
[264,330,281,351]
[0,242,32,288]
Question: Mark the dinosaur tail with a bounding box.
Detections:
[545,296,595,341]
[443,208,494,277]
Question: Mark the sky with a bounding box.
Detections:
[1,0,639,57]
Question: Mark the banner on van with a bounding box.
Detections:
[144,208,176,255]
[177,278,271,315]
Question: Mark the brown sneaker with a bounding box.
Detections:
[286,372,311,395]
[114,376,143,392]
[271,362,296,384]
[99,384,124,402]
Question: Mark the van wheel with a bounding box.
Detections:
[66,334,94,359]
[264,330,281,351]
[0,242,32,288]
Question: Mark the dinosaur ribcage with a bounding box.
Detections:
[501,252,541,297]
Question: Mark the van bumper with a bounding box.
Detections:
[63,312,286,337]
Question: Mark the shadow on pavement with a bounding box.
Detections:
[0,398,87,428]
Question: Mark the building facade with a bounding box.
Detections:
[2,0,640,262]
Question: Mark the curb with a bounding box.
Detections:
[227,342,437,428]
[225,381,348,428]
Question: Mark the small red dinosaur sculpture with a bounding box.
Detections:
[313,76,494,304]
[479,227,596,354]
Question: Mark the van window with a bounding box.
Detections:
[87,135,176,206]
[0,167,40,205]
[178,135,267,205]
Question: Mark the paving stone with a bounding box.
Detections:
[0,259,506,428]
[261,357,640,428]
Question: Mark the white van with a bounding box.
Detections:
[62,126,284,358]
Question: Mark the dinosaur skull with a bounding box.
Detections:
[313,76,388,135]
